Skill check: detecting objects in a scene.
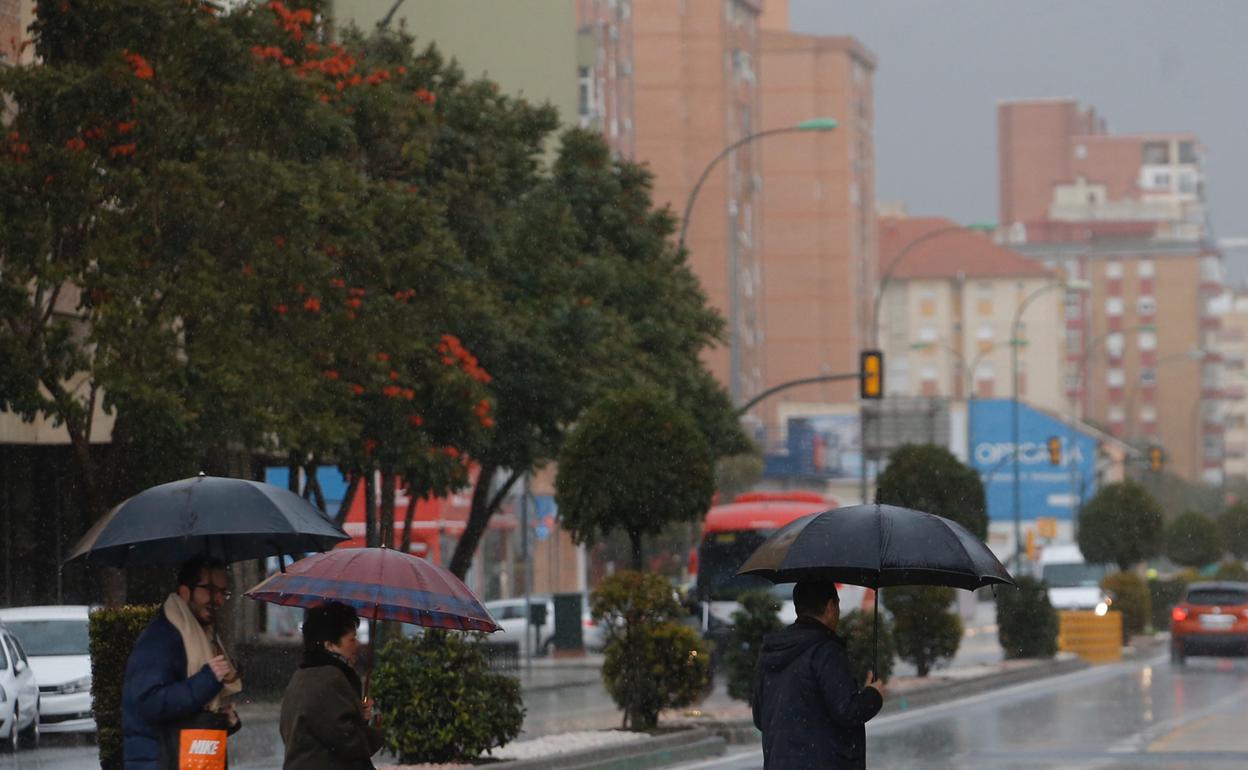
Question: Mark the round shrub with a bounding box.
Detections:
[90,604,160,770]
[593,571,710,729]
[1101,571,1151,642]
[1165,511,1223,568]
[839,608,896,683]
[372,630,524,763]
[1214,560,1248,581]
[1218,502,1248,560]
[725,589,783,701]
[996,576,1058,659]
[882,585,961,677]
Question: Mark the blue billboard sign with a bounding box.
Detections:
[763,414,863,481]
[969,399,1098,521]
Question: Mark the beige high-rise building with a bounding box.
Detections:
[1213,291,1248,482]
[878,216,1065,412]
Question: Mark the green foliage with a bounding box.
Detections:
[89,604,159,770]
[1165,511,1223,568]
[558,389,714,570]
[715,453,765,505]
[840,609,896,684]
[1214,560,1248,581]
[882,585,961,677]
[875,444,988,539]
[724,590,783,701]
[996,577,1058,659]
[1148,577,1189,631]
[1101,571,1151,642]
[1078,480,1164,570]
[372,631,524,763]
[592,572,710,729]
[1218,502,1248,560]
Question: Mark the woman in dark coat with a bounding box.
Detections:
[280,602,383,770]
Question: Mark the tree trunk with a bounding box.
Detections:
[448,464,498,578]
[629,530,643,572]
[334,474,361,527]
[364,470,377,548]
[306,465,326,513]
[287,455,300,493]
[379,469,396,549]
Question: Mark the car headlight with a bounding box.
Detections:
[1095,600,1111,616]
[58,676,92,695]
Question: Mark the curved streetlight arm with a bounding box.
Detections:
[678,124,831,250]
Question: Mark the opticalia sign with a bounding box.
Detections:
[968,399,1098,522]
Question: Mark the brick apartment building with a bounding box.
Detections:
[999,99,1224,484]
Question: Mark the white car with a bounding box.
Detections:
[484,595,605,653]
[0,622,40,751]
[0,606,95,735]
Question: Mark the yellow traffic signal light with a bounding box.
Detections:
[1026,529,1037,561]
[1047,436,1061,466]
[1149,446,1164,472]
[860,350,884,400]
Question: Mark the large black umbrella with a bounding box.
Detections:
[65,474,349,567]
[737,504,1014,674]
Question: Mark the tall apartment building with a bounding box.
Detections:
[999,99,1223,484]
[878,217,1065,412]
[754,21,876,441]
[1214,291,1248,482]
[577,0,635,157]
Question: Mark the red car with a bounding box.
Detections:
[1170,581,1248,665]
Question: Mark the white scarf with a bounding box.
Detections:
[163,593,243,712]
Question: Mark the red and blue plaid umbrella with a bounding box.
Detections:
[244,546,499,633]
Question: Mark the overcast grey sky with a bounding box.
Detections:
[791,1,1248,249]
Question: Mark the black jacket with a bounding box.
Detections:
[751,616,883,770]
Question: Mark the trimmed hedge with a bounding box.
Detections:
[996,577,1058,659]
[840,609,896,683]
[372,630,524,764]
[1214,560,1248,582]
[1101,571,1150,643]
[90,604,160,770]
[725,589,782,701]
[883,585,961,677]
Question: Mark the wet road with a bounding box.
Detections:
[679,654,1248,770]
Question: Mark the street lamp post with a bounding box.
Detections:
[677,117,837,403]
[1011,280,1090,564]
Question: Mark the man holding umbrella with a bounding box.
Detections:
[122,557,242,770]
[751,581,884,770]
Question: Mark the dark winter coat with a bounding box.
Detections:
[279,649,383,770]
[751,616,884,770]
[121,608,226,770]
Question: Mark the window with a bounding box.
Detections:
[1137,296,1157,316]
[1179,140,1198,164]
[1107,369,1125,388]
[1141,406,1157,423]
[1139,368,1157,386]
[1139,330,1157,351]
[1138,260,1155,278]
[921,364,937,381]
[919,324,938,342]
[1106,261,1123,279]
[1106,297,1124,316]
[1066,329,1082,355]
[1105,333,1125,359]
[1142,141,1170,165]
[977,322,993,341]
[1074,144,1087,160]
[1109,406,1125,423]
[1178,171,1198,195]
[1064,293,1082,320]
[919,289,936,317]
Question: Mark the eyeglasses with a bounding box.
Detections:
[196,584,233,601]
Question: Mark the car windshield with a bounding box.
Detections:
[1186,588,1248,607]
[696,530,775,601]
[5,619,90,656]
[1042,563,1108,589]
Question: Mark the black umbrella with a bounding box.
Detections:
[65,474,349,567]
[737,503,1014,675]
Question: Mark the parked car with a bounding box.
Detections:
[484,595,605,654]
[1170,581,1248,665]
[0,621,40,751]
[0,606,94,735]
[1039,543,1112,613]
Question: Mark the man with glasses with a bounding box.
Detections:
[122,557,243,770]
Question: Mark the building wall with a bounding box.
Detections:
[998,99,1085,228]
[632,0,762,402]
[756,31,875,438]
[1216,293,1248,481]
[577,0,635,156]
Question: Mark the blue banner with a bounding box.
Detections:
[969,399,1098,521]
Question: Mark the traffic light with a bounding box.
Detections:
[1026,529,1037,562]
[1047,436,1061,466]
[1149,446,1165,472]
[860,350,884,400]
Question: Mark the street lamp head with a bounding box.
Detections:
[796,117,839,132]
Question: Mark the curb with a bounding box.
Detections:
[497,728,725,770]
[518,674,604,694]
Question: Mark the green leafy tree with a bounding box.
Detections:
[996,576,1058,659]
[875,444,988,539]
[1078,480,1164,570]
[1101,571,1150,641]
[1218,501,1248,560]
[840,609,896,684]
[725,589,783,701]
[591,572,710,730]
[1165,511,1223,569]
[882,585,962,677]
[557,388,715,570]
